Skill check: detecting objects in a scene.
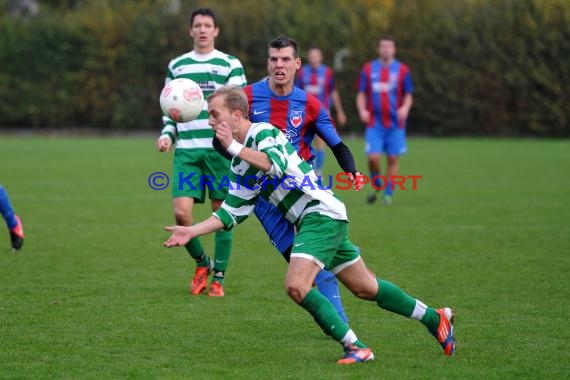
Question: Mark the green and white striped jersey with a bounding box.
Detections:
[214,122,347,230]
[161,49,246,150]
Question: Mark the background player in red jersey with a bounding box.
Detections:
[295,48,347,175]
[356,35,414,205]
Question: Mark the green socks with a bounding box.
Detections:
[375,279,440,333]
[185,237,210,268]
[185,231,232,284]
[212,230,232,285]
[300,288,367,349]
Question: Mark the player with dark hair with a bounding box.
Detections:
[213,35,363,323]
[155,8,246,297]
[356,34,414,205]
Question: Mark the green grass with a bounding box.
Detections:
[0,136,569,379]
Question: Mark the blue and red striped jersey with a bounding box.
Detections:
[295,64,335,109]
[244,79,341,163]
[356,59,414,128]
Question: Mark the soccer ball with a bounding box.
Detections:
[159,78,204,123]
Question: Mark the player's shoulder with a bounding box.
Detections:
[167,51,193,69]
[214,49,244,66]
[250,122,281,142]
[303,90,323,109]
[246,79,270,96]
[395,59,411,72]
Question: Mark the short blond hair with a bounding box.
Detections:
[207,86,249,120]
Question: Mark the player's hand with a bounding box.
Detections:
[215,121,234,149]
[155,136,172,152]
[347,171,365,192]
[337,111,348,127]
[358,109,370,124]
[163,226,194,247]
[397,106,410,122]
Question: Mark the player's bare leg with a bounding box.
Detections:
[209,198,232,297]
[384,155,399,205]
[367,153,382,204]
[336,257,456,356]
[173,197,212,294]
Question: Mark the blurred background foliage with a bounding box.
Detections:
[0,0,568,135]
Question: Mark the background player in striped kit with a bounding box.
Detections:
[164,86,456,364]
[356,35,414,205]
[229,35,363,323]
[295,47,347,175]
[155,8,246,297]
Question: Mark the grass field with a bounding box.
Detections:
[0,136,569,379]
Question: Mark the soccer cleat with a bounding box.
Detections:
[189,266,211,295]
[432,307,456,356]
[10,215,24,251]
[208,281,225,297]
[382,195,392,206]
[337,345,375,364]
[366,193,377,204]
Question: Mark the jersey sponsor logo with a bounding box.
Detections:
[305,84,322,95]
[196,81,216,93]
[289,110,304,128]
[372,82,395,93]
[253,109,268,115]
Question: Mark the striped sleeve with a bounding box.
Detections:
[226,56,247,87]
[254,125,289,178]
[213,171,259,230]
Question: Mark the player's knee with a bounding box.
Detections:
[285,282,309,304]
[173,208,192,225]
[387,156,398,166]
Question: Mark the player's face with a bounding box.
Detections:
[307,49,323,68]
[267,47,301,86]
[208,96,240,135]
[189,15,219,50]
[378,39,396,62]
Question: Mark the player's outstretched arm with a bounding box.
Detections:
[164,215,224,247]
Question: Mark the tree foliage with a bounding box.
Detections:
[0,0,567,135]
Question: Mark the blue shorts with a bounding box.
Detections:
[253,197,295,256]
[365,125,407,156]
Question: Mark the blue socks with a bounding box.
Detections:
[370,171,382,190]
[385,180,394,196]
[315,269,349,323]
[0,185,17,230]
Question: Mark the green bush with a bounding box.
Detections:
[0,0,567,135]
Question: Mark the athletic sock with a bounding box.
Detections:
[315,270,349,323]
[384,180,394,197]
[370,171,382,191]
[213,230,232,278]
[375,279,440,333]
[0,185,18,230]
[213,271,225,285]
[314,149,325,172]
[185,237,210,268]
[300,288,367,349]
